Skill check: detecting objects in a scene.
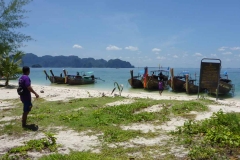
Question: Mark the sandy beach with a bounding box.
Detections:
[1,82,240,159]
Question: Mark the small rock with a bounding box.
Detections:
[40,90,44,93]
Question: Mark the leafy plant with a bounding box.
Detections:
[171,101,208,115]
[0,50,23,86]
[3,132,58,159]
[111,82,123,96]
[172,110,240,159]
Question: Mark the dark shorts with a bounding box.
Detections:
[159,89,164,91]
[23,101,32,112]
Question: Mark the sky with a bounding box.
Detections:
[18,0,240,68]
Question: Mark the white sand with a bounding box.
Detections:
[0,82,240,159]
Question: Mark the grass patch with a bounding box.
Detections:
[0,96,219,159]
[1,132,58,160]
[171,101,208,116]
[171,110,240,159]
[103,126,141,143]
[40,151,122,160]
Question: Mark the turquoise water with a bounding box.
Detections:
[9,67,240,99]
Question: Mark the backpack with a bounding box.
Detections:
[17,85,25,95]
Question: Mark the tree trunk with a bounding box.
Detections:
[5,76,9,86]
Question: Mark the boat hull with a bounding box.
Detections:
[167,78,185,92]
[68,77,95,85]
[183,83,201,94]
[128,78,143,88]
[144,76,169,90]
[50,76,66,84]
[207,81,233,95]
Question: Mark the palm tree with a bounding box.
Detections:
[0,50,24,86]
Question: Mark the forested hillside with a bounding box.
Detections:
[22,53,134,68]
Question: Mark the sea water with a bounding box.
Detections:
[8,67,240,100]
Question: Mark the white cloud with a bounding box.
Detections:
[106,45,122,51]
[222,52,232,55]
[125,46,138,51]
[194,53,203,56]
[152,48,161,52]
[218,46,228,51]
[230,47,240,51]
[73,44,83,49]
[173,55,178,58]
[156,56,166,60]
[211,54,217,57]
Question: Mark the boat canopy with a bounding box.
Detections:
[150,69,169,73]
[178,71,189,75]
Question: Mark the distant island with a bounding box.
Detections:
[22,53,134,68]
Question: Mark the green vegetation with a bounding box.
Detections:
[172,110,240,159]
[1,96,239,159]
[0,50,23,85]
[0,0,32,51]
[111,82,124,96]
[1,132,58,160]
[0,0,33,85]
[40,151,120,160]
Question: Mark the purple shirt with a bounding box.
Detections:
[158,81,163,90]
[19,75,31,102]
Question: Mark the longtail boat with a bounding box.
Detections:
[183,74,201,94]
[43,69,67,84]
[207,71,235,95]
[128,70,143,88]
[167,69,190,92]
[68,71,95,85]
[143,67,170,90]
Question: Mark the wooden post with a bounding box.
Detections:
[63,69,67,83]
[170,68,174,91]
[130,70,133,85]
[186,74,189,94]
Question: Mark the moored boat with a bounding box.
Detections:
[207,72,234,95]
[168,69,190,92]
[183,74,202,94]
[43,69,68,84]
[68,71,95,85]
[128,70,143,88]
[143,67,170,90]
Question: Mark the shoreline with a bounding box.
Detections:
[1,82,240,106]
[1,82,240,159]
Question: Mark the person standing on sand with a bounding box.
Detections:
[158,80,164,95]
[19,66,39,128]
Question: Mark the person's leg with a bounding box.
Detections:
[22,112,29,127]
[22,101,32,127]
